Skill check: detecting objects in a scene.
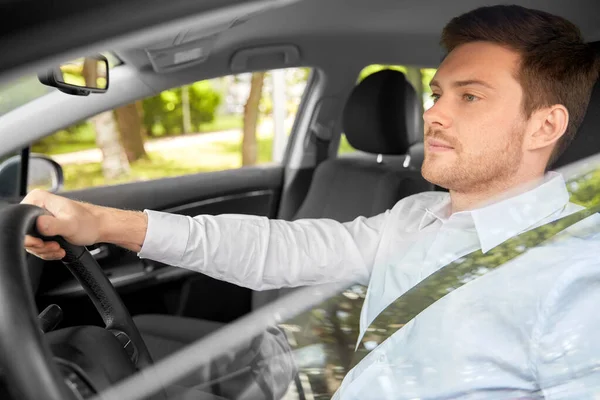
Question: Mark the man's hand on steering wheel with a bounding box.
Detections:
[21,189,102,259]
[20,189,149,257]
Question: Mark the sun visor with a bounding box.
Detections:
[146,33,220,73]
[145,0,296,73]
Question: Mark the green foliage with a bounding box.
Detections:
[142,81,222,137]
[358,64,437,95]
[31,122,96,154]
[198,114,243,133]
[567,169,600,207]
[31,81,227,155]
[358,64,408,82]
[421,68,437,95]
[337,134,355,155]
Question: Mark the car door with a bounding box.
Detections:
[20,67,313,328]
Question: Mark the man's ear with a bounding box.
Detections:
[526,105,569,151]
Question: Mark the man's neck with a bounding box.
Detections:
[449,173,546,214]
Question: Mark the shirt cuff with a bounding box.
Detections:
[137,209,190,265]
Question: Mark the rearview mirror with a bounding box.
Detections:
[38,55,109,96]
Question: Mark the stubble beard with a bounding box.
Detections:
[421,127,525,194]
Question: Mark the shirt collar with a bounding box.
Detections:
[419,196,452,230]
[418,172,571,253]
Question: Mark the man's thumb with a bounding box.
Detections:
[36,215,68,237]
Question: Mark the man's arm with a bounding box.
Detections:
[138,209,388,290]
[21,189,389,289]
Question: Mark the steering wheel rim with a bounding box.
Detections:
[0,204,162,400]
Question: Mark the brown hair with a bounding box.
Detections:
[441,5,599,167]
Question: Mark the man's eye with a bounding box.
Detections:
[431,93,441,103]
[463,94,478,102]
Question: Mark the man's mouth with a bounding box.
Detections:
[427,139,454,152]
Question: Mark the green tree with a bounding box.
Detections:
[142,81,221,137]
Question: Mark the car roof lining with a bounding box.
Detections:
[114,0,600,73]
[0,0,599,160]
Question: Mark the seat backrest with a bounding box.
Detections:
[293,69,432,221]
[252,70,433,308]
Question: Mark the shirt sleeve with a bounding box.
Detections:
[138,210,390,290]
[532,257,600,399]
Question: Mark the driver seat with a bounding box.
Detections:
[133,69,433,365]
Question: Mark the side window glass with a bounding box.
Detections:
[31,68,310,192]
[338,65,437,156]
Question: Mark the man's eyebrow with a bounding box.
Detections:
[429,79,496,90]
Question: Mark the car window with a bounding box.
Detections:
[338,65,437,156]
[30,67,310,192]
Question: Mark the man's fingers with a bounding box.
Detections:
[24,237,60,251]
[24,235,44,248]
[26,248,65,260]
[38,251,66,261]
[21,189,47,207]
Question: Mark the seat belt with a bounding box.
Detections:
[351,203,600,368]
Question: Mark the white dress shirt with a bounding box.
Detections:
[139,172,600,399]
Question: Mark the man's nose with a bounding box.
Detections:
[423,98,452,129]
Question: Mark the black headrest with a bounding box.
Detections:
[341,69,422,155]
[552,42,600,170]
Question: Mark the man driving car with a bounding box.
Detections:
[22,4,600,399]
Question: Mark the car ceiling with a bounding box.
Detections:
[107,0,600,77]
[0,0,599,83]
[118,0,600,72]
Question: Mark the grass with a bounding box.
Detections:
[198,114,242,133]
[61,134,275,191]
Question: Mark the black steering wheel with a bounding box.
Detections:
[0,204,166,400]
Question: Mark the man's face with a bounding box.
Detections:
[421,41,529,193]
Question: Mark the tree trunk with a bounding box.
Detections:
[82,58,98,87]
[242,72,265,166]
[83,59,130,179]
[181,85,192,134]
[92,111,130,179]
[114,101,148,163]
